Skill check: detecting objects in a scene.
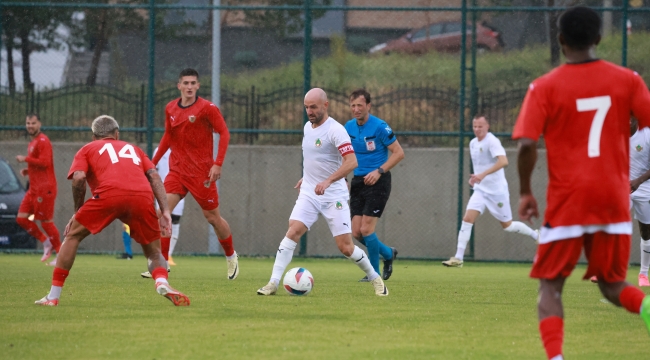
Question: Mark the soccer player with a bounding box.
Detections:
[442,115,538,268]
[15,114,61,265]
[514,7,650,359]
[35,115,189,306]
[344,89,404,281]
[141,147,185,277]
[630,117,650,287]
[152,68,238,280]
[119,223,133,260]
[256,88,388,296]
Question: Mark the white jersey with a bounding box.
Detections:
[469,132,508,195]
[153,147,185,216]
[300,117,354,202]
[630,127,650,199]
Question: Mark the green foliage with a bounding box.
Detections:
[346,35,378,54]
[2,254,649,359]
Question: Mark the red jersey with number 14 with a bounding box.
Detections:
[67,139,155,197]
[513,60,650,227]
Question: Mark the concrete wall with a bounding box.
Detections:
[2,141,641,263]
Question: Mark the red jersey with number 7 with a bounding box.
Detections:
[68,139,156,197]
[513,59,650,227]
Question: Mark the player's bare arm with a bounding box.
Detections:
[516,138,539,222]
[16,155,26,162]
[364,140,405,186]
[294,178,303,189]
[65,170,87,236]
[469,155,508,186]
[315,153,358,196]
[20,168,28,177]
[145,168,172,234]
[631,168,650,193]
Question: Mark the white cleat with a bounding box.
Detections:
[34,295,58,306]
[227,252,239,280]
[40,239,53,262]
[47,258,57,267]
[257,282,278,296]
[442,257,464,268]
[140,266,170,278]
[370,276,389,296]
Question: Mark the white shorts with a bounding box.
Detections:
[289,193,352,237]
[172,198,185,217]
[630,194,650,224]
[466,189,512,223]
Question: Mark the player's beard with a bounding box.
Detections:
[309,110,326,125]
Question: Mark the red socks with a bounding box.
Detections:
[41,222,61,252]
[219,234,235,256]
[151,267,168,281]
[161,236,170,261]
[52,268,70,287]
[539,316,563,360]
[619,285,645,314]
[16,217,48,242]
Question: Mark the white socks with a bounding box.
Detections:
[155,277,169,285]
[270,238,297,285]
[348,245,379,281]
[169,223,180,256]
[48,285,62,300]
[504,221,538,240]
[641,238,650,276]
[454,221,473,260]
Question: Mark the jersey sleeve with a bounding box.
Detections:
[630,72,650,129]
[67,147,89,179]
[137,146,156,173]
[488,136,506,158]
[331,124,354,156]
[513,82,548,141]
[377,122,397,147]
[25,137,52,168]
[206,103,230,166]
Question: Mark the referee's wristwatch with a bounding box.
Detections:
[378,167,385,175]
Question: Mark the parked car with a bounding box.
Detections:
[369,21,502,55]
[0,156,36,249]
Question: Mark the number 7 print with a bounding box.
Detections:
[576,95,612,158]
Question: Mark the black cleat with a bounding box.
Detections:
[358,276,370,282]
[382,247,398,280]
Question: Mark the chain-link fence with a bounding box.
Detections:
[2,1,649,262]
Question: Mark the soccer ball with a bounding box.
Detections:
[282,267,314,296]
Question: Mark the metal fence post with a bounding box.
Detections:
[622,0,629,67]
[467,0,478,260]
[456,0,468,250]
[146,0,156,157]
[299,0,313,256]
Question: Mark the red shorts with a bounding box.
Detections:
[75,192,160,245]
[164,170,219,211]
[530,231,630,283]
[19,189,56,220]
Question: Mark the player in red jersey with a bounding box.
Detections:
[151,68,238,280]
[34,115,189,306]
[514,7,650,359]
[15,114,61,265]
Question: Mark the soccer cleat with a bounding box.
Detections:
[382,247,398,280]
[168,255,176,266]
[155,282,190,306]
[257,282,278,296]
[140,266,170,278]
[117,253,133,260]
[227,252,239,280]
[358,276,370,282]
[640,274,650,287]
[442,257,463,268]
[641,296,650,335]
[370,276,389,296]
[47,258,57,267]
[590,276,598,283]
[35,295,58,306]
[41,240,53,262]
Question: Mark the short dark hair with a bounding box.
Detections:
[178,68,199,80]
[473,114,489,124]
[26,113,40,122]
[559,6,601,50]
[349,89,371,104]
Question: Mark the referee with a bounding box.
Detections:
[345,89,405,281]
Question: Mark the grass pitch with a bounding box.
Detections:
[1,254,649,359]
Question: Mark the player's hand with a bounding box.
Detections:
[64,215,75,236]
[208,165,222,184]
[469,173,484,186]
[364,170,381,186]
[631,178,643,193]
[20,168,28,177]
[159,210,172,237]
[16,155,26,162]
[314,180,332,196]
[518,193,539,224]
[294,178,303,190]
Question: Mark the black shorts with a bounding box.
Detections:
[350,172,392,218]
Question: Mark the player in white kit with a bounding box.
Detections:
[141,147,186,277]
[442,115,539,267]
[629,118,650,286]
[257,88,388,296]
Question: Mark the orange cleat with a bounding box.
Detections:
[156,282,190,306]
[34,296,58,306]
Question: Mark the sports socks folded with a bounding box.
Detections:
[539,316,563,360]
[47,267,70,300]
[454,221,473,260]
[619,285,645,314]
[641,238,650,276]
[504,221,538,240]
[363,233,380,273]
[348,245,379,281]
[161,236,171,261]
[270,237,297,284]
[219,234,235,257]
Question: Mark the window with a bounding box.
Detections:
[0,161,21,194]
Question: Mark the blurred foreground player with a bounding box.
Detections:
[152,68,238,280]
[629,118,650,287]
[15,114,61,265]
[35,115,189,306]
[514,7,650,359]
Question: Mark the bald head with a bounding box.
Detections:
[304,88,329,126]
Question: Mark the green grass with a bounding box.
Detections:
[1,254,649,359]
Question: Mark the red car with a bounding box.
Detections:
[369,21,502,55]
